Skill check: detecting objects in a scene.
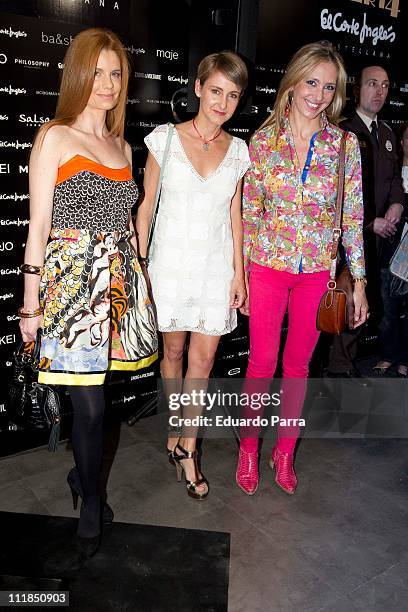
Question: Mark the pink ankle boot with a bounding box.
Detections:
[269,446,297,495]
[236,447,259,495]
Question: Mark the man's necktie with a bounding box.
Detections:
[371,120,379,148]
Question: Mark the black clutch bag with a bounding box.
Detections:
[8,333,62,452]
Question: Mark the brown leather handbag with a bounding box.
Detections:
[316,133,354,335]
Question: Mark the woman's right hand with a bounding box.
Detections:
[19,315,43,342]
[239,270,250,316]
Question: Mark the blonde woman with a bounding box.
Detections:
[19,28,157,561]
[137,51,250,499]
[236,41,368,496]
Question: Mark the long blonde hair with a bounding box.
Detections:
[260,41,346,135]
[38,28,129,146]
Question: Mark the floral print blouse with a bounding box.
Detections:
[243,112,366,278]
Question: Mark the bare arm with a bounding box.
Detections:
[20,126,61,341]
[229,179,246,309]
[135,152,160,258]
[231,179,244,275]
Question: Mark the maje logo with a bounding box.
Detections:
[19,113,50,127]
[156,49,180,61]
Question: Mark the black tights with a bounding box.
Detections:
[68,385,105,537]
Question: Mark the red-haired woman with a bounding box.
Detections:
[19,28,157,561]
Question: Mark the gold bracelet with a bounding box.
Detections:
[352,277,367,286]
[20,263,44,276]
[17,306,44,318]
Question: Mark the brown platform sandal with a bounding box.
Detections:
[172,443,209,500]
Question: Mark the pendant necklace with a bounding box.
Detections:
[192,117,221,151]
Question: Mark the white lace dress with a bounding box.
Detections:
[144,123,250,335]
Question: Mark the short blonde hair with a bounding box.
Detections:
[197,50,248,93]
[261,41,346,133]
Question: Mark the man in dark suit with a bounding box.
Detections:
[328,65,405,377]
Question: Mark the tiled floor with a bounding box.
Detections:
[0,413,407,612]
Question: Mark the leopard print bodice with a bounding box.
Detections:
[52,156,138,232]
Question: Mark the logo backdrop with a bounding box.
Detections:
[0,0,406,455]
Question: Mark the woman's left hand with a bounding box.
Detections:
[230,274,246,309]
[352,285,369,328]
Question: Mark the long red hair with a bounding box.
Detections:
[39,28,129,147]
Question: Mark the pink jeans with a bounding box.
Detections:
[241,263,329,454]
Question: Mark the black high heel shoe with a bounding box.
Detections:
[75,498,102,559]
[67,467,114,523]
[167,445,176,466]
[172,443,209,500]
[75,534,101,559]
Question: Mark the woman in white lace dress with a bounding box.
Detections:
[136,51,250,499]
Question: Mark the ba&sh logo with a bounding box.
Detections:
[41,32,73,46]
